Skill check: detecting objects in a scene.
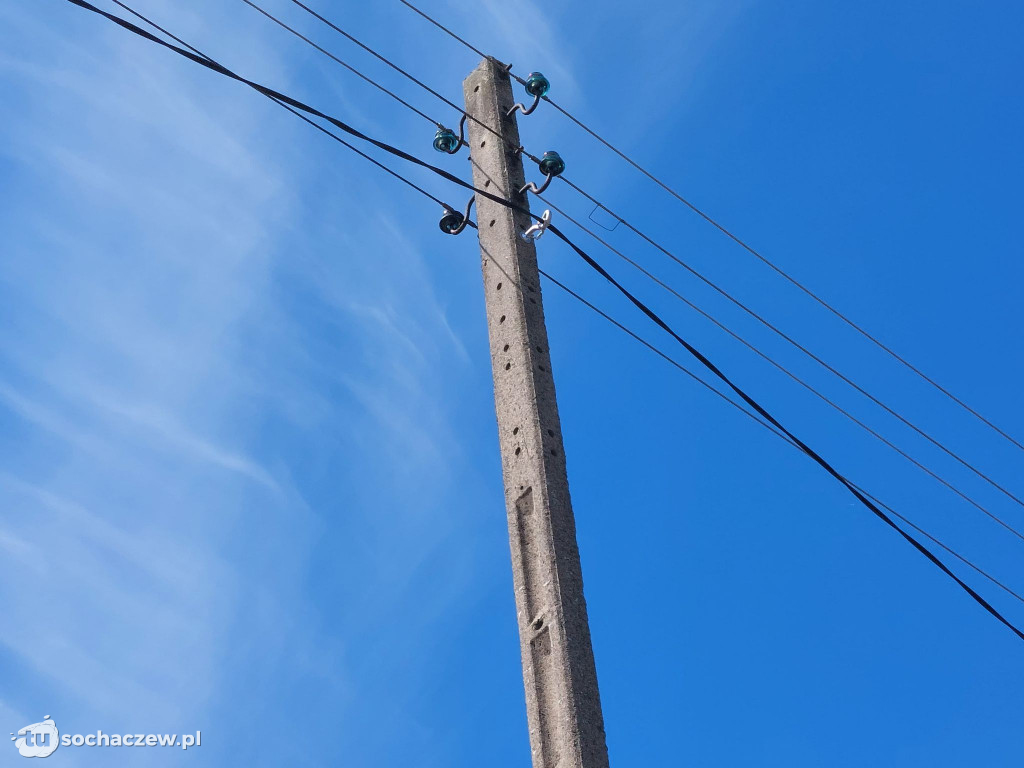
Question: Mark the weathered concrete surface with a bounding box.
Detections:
[463,57,610,768]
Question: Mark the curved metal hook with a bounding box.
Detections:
[519,172,554,196]
[454,112,468,152]
[506,91,543,118]
[521,209,552,242]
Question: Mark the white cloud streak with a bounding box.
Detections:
[0,1,483,763]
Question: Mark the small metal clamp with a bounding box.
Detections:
[521,209,552,242]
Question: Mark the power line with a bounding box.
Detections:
[284,0,479,134]
[539,269,1024,606]
[236,0,439,126]
[396,0,489,61]
[536,192,1024,543]
[245,0,544,163]
[556,179,1024,518]
[248,0,1024,516]
[856,486,1024,606]
[547,219,1024,642]
[395,0,1024,456]
[107,0,452,210]
[69,0,500,209]
[474,145,1024,606]
[477,197,1024,609]
[66,0,1024,640]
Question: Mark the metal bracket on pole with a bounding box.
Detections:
[521,209,552,241]
[520,173,555,196]
[507,91,543,117]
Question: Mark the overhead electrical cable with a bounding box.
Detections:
[395,0,489,60]
[282,0,534,157]
[106,0,453,210]
[236,0,442,126]
[497,244,1024,608]
[240,0,544,163]
[539,270,1024,607]
[69,0,519,213]
[395,0,1024,456]
[536,193,1024,542]
[67,0,1024,641]
[464,197,1024,608]
[263,0,1024,519]
[548,218,1024,643]
[554,183,1024,517]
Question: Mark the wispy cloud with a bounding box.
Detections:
[0,1,483,763]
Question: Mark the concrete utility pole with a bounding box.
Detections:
[463,58,610,768]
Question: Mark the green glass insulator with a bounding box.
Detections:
[525,71,551,98]
[538,150,565,177]
[433,127,459,154]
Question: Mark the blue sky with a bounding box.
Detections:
[1,0,1022,765]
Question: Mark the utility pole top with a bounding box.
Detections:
[463,57,611,768]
